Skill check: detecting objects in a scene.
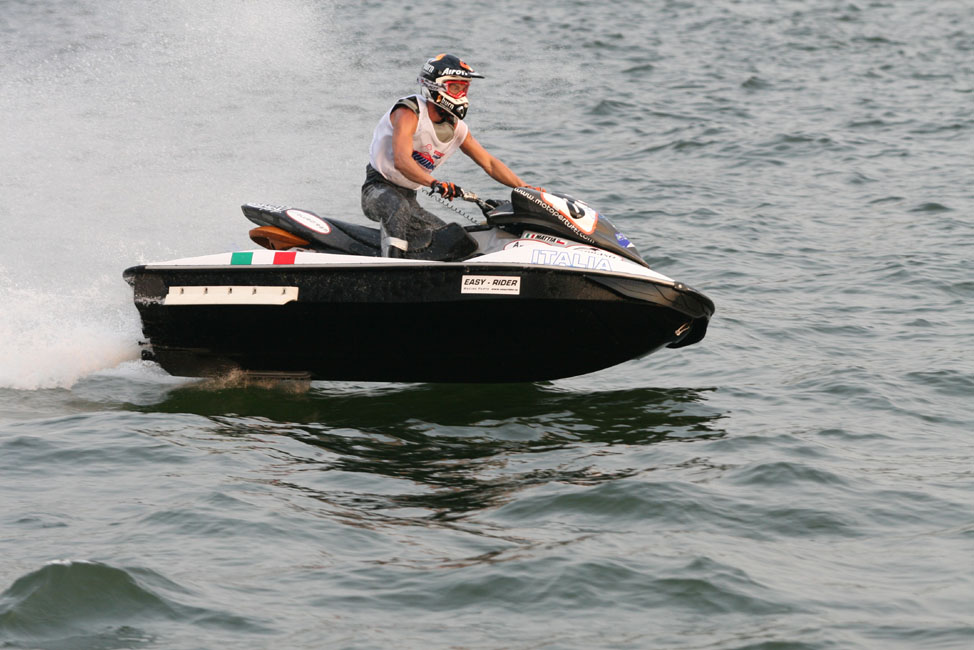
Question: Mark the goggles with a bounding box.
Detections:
[442,79,470,99]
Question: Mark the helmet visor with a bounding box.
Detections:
[442,79,470,99]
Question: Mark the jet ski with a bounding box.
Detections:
[123,186,715,382]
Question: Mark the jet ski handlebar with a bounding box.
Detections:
[458,189,501,217]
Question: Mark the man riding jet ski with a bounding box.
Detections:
[362,53,527,260]
[121,57,716,382]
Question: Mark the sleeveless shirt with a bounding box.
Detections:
[368,94,469,190]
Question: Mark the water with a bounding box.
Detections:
[1,0,972,647]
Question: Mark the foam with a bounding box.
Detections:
[0,272,142,390]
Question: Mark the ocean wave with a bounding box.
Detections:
[0,560,269,649]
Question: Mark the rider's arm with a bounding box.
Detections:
[390,107,437,188]
[460,132,525,188]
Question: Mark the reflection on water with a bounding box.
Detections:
[129,381,726,523]
[136,379,723,435]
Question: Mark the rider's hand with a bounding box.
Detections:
[430,180,462,201]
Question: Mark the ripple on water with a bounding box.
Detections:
[318,550,795,619]
[490,477,863,541]
[909,202,952,213]
[905,368,974,399]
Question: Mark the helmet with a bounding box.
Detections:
[418,53,483,120]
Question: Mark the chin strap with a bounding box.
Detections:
[432,102,458,123]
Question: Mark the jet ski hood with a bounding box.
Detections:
[488,187,649,268]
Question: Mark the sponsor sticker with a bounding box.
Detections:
[286,209,331,234]
[567,244,622,260]
[461,275,521,295]
[522,232,567,245]
[530,249,613,271]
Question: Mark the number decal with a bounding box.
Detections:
[541,192,599,234]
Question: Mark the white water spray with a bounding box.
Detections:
[0,0,349,390]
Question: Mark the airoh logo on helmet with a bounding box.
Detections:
[421,54,484,79]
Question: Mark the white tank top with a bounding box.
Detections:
[369,94,469,190]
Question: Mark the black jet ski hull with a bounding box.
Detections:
[123,263,713,383]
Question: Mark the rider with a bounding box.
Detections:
[362,53,526,259]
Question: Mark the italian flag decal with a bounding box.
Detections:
[231,251,296,265]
